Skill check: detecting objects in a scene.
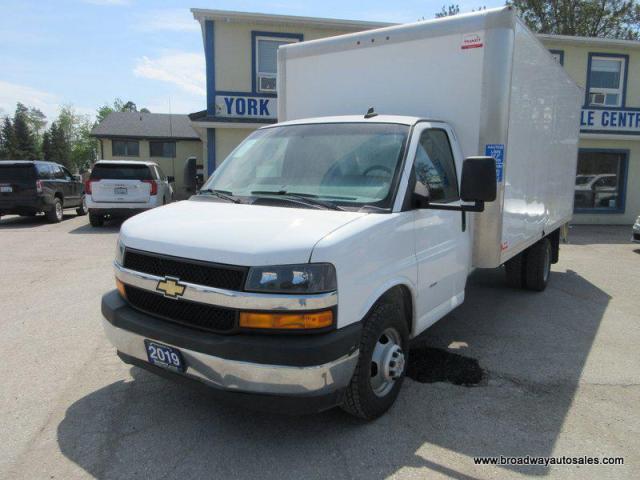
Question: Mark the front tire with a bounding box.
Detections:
[341,303,409,420]
[89,212,104,227]
[46,198,63,223]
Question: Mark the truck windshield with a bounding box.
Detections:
[203,123,409,209]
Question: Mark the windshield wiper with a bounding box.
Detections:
[198,189,241,204]
[358,204,390,213]
[251,190,344,211]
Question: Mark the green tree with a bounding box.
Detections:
[13,104,40,159]
[0,117,16,159]
[121,101,138,112]
[42,130,52,161]
[96,98,148,123]
[71,118,96,173]
[436,4,460,17]
[49,121,73,168]
[508,0,640,39]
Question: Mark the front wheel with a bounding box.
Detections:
[341,303,409,420]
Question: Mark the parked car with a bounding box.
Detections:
[574,173,618,209]
[100,8,582,420]
[85,160,174,227]
[0,160,87,223]
[633,215,640,243]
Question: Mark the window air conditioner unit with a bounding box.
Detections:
[258,74,277,93]
[590,92,606,106]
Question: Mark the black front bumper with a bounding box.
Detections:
[101,290,362,413]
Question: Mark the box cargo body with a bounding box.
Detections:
[278,6,582,267]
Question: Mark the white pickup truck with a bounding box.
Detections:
[101,7,581,419]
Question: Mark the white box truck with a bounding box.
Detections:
[101,7,581,419]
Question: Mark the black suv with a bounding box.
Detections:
[0,161,87,223]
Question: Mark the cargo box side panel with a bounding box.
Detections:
[279,30,486,160]
[471,24,516,268]
[500,21,581,264]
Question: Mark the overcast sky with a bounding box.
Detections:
[0,0,503,122]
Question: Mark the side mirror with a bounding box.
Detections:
[460,156,497,203]
[183,157,197,192]
[167,176,175,183]
[73,174,82,182]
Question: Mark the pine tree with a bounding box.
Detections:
[49,122,71,167]
[12,105,39,160]
[0,117,16,159]
[42,130,52,161]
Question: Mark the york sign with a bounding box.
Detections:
[215,95,277,120]
[581,108,640,135]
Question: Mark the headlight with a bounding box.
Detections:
[115,238,125,265]
[245,264,337,293]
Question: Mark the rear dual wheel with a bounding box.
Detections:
[505,238,552,291]
[342,303,408,420]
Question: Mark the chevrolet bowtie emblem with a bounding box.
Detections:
[156,277,186,298]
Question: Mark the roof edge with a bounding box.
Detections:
[538,33,640,49]
[190,8,393,30]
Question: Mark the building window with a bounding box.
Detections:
[112,139,139,157]
[150,141,176,158]
[549,49,564,65]
[587,54,627,107]
[574,149,628,213]
[253,33,302,93]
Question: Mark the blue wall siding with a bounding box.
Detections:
[205,20,216,115]
[207,128,216,176]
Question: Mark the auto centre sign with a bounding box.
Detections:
[581,108,640,135]
[214,95,277,120]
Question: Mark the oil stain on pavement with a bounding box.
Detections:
[407,347,486,386]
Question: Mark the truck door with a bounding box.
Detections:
[61,166,80,205]
[410,123,470,332]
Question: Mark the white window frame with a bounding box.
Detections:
[588,56,625,107]
[255,35,300,93]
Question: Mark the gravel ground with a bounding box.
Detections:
[0,212,638,480]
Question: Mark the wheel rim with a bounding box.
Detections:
[370,327,405,397]
[55,201,63,220]
[543,242,551,282]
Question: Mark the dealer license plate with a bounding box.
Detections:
[144,340,185,372]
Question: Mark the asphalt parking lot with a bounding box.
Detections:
[1,213,638,479]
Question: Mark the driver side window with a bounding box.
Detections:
[413,129,459,203]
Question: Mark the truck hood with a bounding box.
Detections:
[119,199,368,266]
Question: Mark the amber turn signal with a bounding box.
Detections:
[116,278,127,299]
[239,310,333,330]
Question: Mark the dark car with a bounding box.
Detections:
[0,161,87,223]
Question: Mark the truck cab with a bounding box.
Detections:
[102,115,496,419]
